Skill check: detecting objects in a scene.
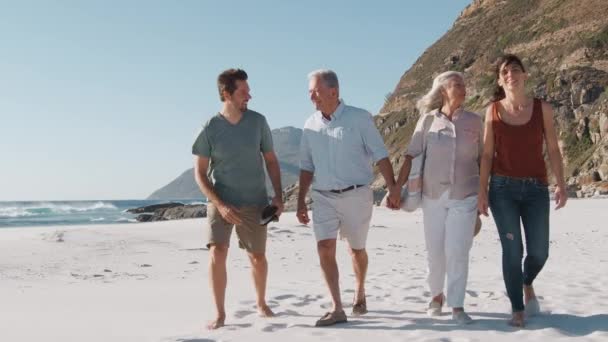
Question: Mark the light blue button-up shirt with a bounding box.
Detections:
[299,100,389,191]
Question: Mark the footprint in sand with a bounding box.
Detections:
[403,296,426,303]
[466,290,478,298]
[275,229,294,234]
[293,294,322,307]
[479,291,495,298]
[234,310,256,318]
[260,323,288,332]
[404,285,422,290]
[179,247,207,252]
[276,309,302,317]
[319,302,333,309]
[224,323,253,331]
[274,294,296,300]
[124,273,148,280]
[42,230,66,243]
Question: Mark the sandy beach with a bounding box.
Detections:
[1,199,607,342]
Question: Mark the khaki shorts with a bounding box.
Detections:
[206,204,267,253]
[311,186,373,250]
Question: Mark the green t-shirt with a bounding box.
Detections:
[192,110,273,206]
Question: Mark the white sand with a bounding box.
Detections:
[1,199,607,342]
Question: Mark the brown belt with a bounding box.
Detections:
[329,184,366,194]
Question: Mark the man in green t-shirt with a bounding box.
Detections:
[192,68,283,330]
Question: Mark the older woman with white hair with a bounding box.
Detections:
[395,71,482,324]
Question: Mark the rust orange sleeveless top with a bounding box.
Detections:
[491,98,547,184]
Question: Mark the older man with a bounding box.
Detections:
[297,69,400,326]
[193,68,284,330]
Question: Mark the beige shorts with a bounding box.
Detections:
[206,204,267,253]
[311,186,373,250]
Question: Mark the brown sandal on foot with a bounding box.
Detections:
[315,310,347,327]
[352,300,368,316]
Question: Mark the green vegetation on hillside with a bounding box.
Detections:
[585,25,608,50]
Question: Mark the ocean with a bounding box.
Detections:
[0,200,205,228]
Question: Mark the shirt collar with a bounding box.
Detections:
[333,100,346,119]
[436,107,464,120]
[318,99,346,121]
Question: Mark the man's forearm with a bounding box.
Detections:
[266,159,283,200]
[377,157,396,187]
[195,172,223,207]
[298,170,314,202]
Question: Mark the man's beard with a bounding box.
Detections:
[239,103,248,113]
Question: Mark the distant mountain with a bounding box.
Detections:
[148,168,201,200]
[148,126,302,200]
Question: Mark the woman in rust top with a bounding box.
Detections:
[478,54,567,327]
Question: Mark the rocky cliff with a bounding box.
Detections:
[374,0,608,196]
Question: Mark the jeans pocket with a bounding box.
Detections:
[489,178,507,191]
[529,182,550,200]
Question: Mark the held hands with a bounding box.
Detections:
[554,185,568,210]
[217,202,243,225]
[296,200,310,225]
[386,184,401,210]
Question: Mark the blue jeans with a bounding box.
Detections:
[488,175,550,312]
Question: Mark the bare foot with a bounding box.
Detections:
[524,285,536,304]
[508,312,525,328]
[257,304,275,317]
[206,316,225,330]
[432,293,444,305]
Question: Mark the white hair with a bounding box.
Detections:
[416,71,464,114]
[307,69,339,89]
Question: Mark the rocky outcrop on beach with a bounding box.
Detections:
[282,184,311,212]
[127,203,206,222]
[126,203,184,214]
[573,181,608,198]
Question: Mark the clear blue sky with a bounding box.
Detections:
[1,0,471,201]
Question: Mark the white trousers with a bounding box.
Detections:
[422,191,477,308]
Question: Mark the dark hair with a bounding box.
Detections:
[491,54,526,102]
[217,68,248,101]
